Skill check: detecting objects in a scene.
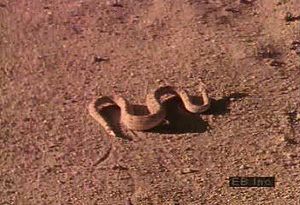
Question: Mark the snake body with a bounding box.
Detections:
[88,84,210,137]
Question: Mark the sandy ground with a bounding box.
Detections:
[1,0,300,204]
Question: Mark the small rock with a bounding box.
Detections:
[71,24,83,34]
[291,41,300,55]
[225,7,240,13]
[240,0,254,4]
[278,135,297,145]
[208,115,214,124]
[291,41,300,49]
[124,198,133,205]
[23,117,31,122]
[270,60,285,67]
[203,36,210,41]
[296,113,300,121]
[284,152,297,159]
[107,0,123,7]
[285,12,294,22]
[239,165,246,169]
[93,56,109,63]
[180,168,198,174]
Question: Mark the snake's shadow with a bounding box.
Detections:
[148,92,249,134]
[206,92,249,116]
[99,106,133,140]
[145,97,209,134]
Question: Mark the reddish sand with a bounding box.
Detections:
[1,0,300,204]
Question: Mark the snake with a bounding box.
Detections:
[88,83,210,137]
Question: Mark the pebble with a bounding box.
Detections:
[124,198,133,205]
[106,0,123,7]
[277,135,287,143]
[94,56,108,63]
[278,135,297,145]
[239,164,249,169]
[285,12,294,22]
[240,0,254,4]
[296,113,300,121]
[180,168,198,174]
[284,152,297,159]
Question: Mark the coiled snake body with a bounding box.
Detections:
[88,84,210,137]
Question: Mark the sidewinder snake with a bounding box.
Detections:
[88,83,210,137]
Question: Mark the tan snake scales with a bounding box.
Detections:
[88,83,210,137]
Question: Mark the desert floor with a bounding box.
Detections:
[1,0,300,204]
